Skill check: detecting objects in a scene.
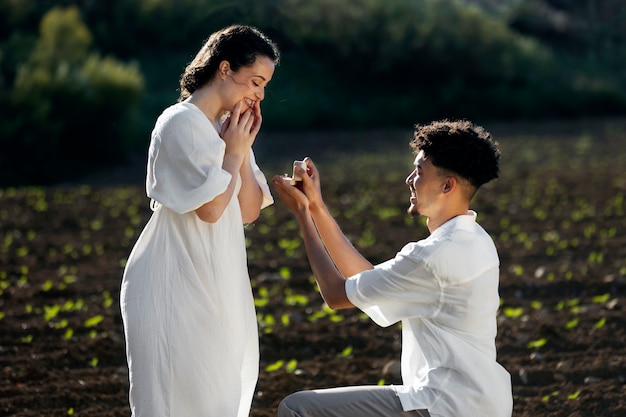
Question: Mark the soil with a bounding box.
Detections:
[0,119,625,417]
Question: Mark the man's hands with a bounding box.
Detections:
[272,157,323,216]
[273,157,357,310]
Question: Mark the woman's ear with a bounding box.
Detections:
[218,61,230,79]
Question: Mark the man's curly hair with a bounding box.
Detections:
[410,119,500,189]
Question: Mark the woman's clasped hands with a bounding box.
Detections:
[220,100,262,160]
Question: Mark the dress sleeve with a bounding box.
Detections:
[248,148,274,210]
[146,108,232,214]
[345,243,443,327]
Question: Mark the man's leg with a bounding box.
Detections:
[277,385,430,417]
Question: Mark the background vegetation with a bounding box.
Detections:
[1,0,625,185]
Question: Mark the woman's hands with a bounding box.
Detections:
[195,100,262,223]
[220,100,262,161]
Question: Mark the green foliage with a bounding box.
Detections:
[1,6,144,186]
[29,6,92,69]
[1,0,625,184]
[527,338,547,349]
[265,358,299,373]
[257,0,544,125]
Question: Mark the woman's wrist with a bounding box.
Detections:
[223,152,245,172]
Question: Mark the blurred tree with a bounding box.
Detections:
[250,0,571,126]
[1,6,144,186]
[29,5,91,68]
[0,0,624,186]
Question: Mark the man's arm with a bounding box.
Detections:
[297,158,374,277]
[273,175,354,310]
[309,202,374,277]
[295,207,354,309]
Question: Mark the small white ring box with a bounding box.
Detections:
[290,160,307,185]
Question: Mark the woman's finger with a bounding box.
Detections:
[230,101,243,126]
[251,101,263,135]
[253,100,262,121]
[221,114,231,132]
[240,110,256,136]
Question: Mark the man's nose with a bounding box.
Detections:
[406,171,415,185]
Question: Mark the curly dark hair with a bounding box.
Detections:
[410,120,500,189]
[178,25,280,101]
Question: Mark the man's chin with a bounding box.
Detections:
[407,205,419,218]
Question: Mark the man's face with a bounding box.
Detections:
[405,150,444,217]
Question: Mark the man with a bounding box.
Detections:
[272,120,513,417]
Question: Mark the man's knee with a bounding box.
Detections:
[277,391,309,417]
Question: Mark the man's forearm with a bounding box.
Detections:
[309,202,373,277]
[295,208,354,309]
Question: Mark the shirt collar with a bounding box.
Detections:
[430,210,478,238]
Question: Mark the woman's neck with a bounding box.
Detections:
[186,86,223,125]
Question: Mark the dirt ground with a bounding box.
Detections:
[0,119,625,416]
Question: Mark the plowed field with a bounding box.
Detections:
[1,119,625,416]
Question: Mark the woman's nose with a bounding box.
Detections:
[255,88,265,101]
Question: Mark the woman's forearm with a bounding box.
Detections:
[194,153,244,223]
[237,153,263,223]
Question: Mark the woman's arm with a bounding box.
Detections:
[237,152,263,223]
[194,153,245,223]
[195,101,257,223]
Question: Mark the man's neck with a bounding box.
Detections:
[426,208,469,233]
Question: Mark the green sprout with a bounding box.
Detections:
[338,346,353,358]
[567,390,581,400]
[527,338,547,349]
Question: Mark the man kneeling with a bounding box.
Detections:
[272,120,513,417]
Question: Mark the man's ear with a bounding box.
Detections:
[442,176,457,194]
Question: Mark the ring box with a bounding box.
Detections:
[290,160,307,185]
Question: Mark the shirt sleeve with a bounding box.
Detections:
[345,243,444,327]
[248,148,274,210]
[146,108,232,214]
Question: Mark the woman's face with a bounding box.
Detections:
[222,55,275,111]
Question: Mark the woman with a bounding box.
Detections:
[120,25,279,417]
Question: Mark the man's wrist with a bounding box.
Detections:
[309,200,328,218]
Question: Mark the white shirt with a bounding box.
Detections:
[345,211,513,417]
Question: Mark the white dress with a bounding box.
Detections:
[120,102,273,417]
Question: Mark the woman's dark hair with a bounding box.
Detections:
[178,25,280,101]
[410,119,500,189]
